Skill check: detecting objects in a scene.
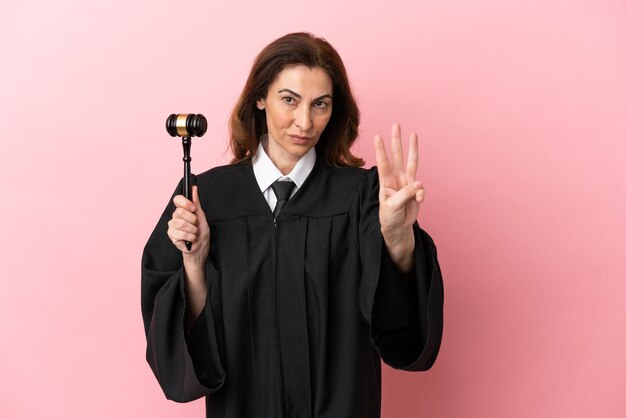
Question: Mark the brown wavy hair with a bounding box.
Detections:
[229,32,363,167]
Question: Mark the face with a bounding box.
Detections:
[257,65,333,173]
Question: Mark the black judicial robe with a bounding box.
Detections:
[141,158,444,417]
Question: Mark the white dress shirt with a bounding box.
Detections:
[252,136,316,212]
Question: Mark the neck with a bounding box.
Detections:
[274,161,295,176]
[264,142,299,175]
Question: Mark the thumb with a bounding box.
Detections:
[192,185,205,216]
[385,182,418,211]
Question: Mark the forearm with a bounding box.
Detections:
[183,258,208,329]
[381,224,415,274]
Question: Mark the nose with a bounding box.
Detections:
[294,105,313,132]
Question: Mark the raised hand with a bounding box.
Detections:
[374,123,424,272]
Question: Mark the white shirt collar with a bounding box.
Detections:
[252,135,316,193]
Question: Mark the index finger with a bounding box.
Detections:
[391,123,404,172]
[374,134,392,178]
[173,194,196,212]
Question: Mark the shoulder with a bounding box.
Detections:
[288,162,379,216]
[192,162,266,219]
[196,161,251,179]
[194,161,252,189]
[316,163,379,195]
[317,162,375,182]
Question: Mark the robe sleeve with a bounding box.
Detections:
[141,180,225,402]
[357,168,444,371]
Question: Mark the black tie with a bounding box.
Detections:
[271,180,295,218]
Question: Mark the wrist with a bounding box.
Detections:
[381,224,412,248]
[183,255,206,275]
[381,225,415,274]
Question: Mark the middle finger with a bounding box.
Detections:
[391,123,404,173]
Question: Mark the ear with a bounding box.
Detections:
[256,98,266,110]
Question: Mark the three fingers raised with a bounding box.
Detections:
[375,123,419,179]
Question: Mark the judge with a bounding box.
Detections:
[141,32,443,418]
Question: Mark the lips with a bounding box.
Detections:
[289,134,313,144]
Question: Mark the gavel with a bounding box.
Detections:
[166,113,207,250]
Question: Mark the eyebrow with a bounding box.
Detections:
[277,88,333,101]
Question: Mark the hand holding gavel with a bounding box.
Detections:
[165,113,207,250]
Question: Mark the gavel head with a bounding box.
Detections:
[166,114,207,137]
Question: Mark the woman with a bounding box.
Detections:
[141,32,443,418]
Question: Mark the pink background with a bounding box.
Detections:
[1,0,625,417]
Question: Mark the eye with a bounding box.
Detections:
[282,96,296,105]
[314,100,328,109]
